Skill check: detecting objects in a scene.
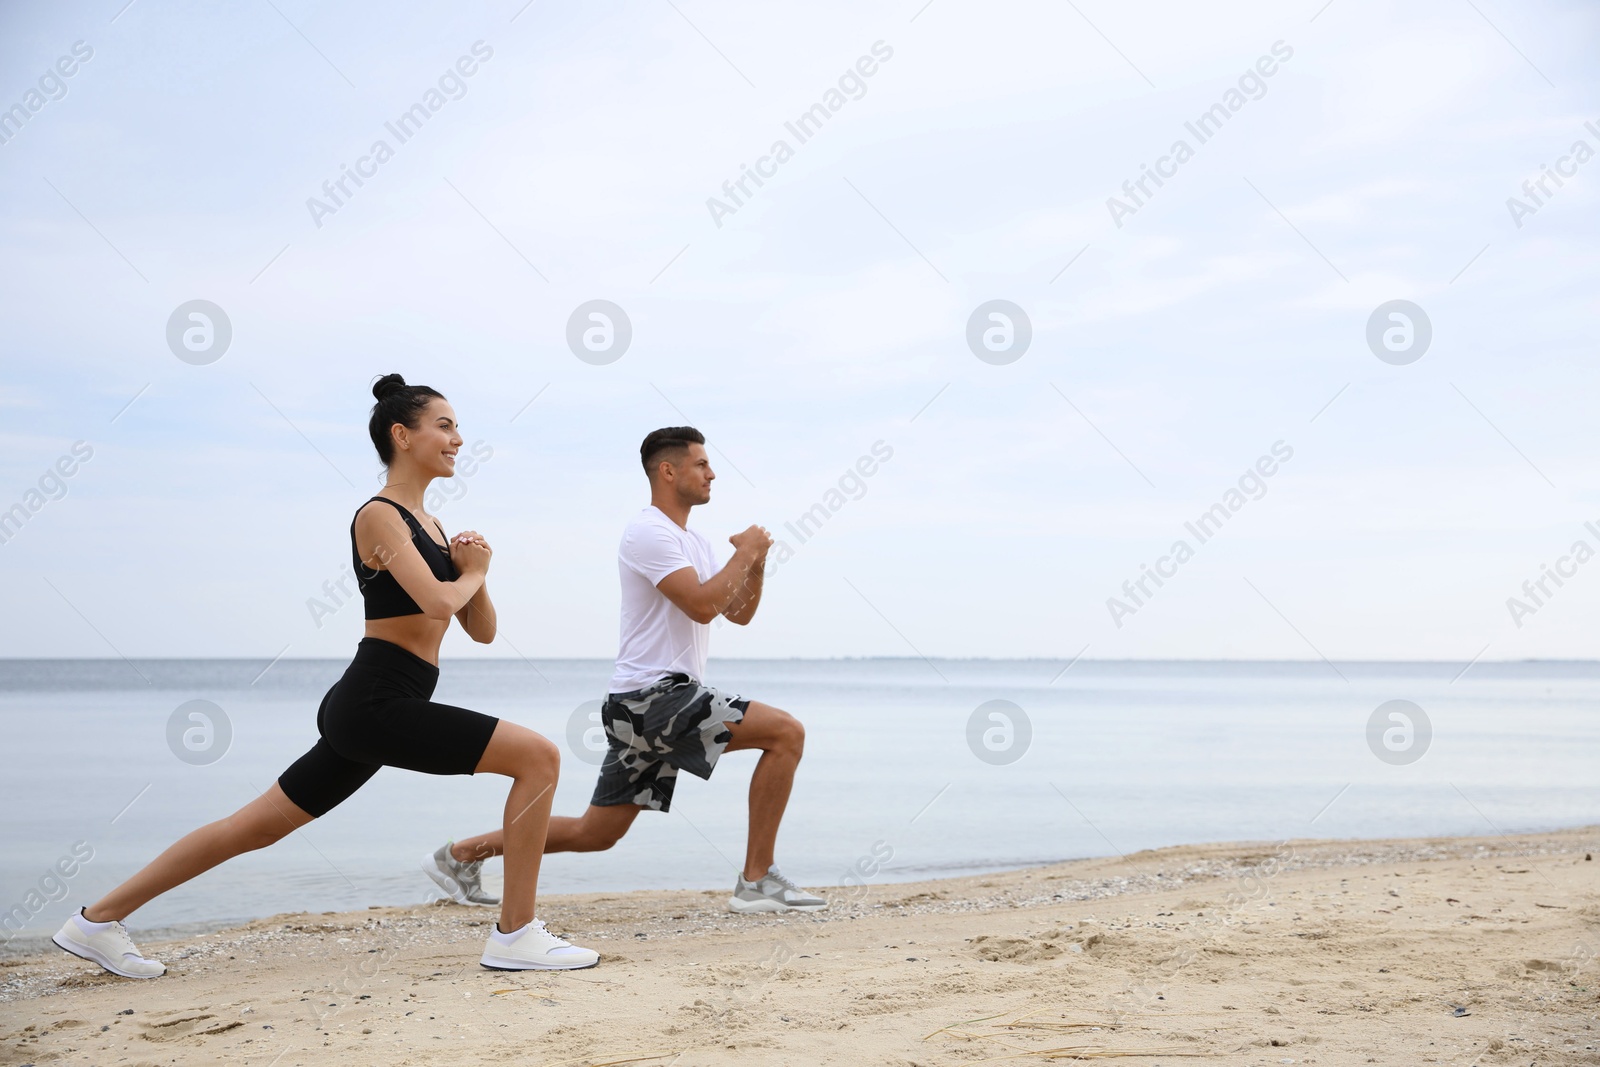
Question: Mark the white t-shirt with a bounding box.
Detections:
[610,506,719,693]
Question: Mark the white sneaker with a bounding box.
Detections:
[480,919,598,971]
[728,865,829,914]
[52,909,165,979]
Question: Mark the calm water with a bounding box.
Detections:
[2,657,1596,950]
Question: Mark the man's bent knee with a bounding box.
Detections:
[777,711,805,758]
[579,826,625,852]
[578,807,634,851]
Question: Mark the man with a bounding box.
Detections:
[424,427,825,914]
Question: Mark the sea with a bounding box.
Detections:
[2,657,1596,953]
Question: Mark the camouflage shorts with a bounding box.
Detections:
[590,673,749,812]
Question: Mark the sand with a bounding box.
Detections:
[2,826,1596,1066]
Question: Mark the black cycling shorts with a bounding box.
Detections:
[277,637,500,818]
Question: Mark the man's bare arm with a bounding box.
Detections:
[655,524,772,623]
[722,554,765,626]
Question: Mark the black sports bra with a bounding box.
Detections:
[352,496,459,620]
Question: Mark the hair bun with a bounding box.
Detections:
[372,373,407,401]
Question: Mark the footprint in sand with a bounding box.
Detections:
[138,1010,245,1042]
[970,928,1086,963]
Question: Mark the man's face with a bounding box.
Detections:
[669,443,714,504]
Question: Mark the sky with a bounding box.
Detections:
[1,0,1596,662]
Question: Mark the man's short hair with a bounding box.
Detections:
[640,426,705,478]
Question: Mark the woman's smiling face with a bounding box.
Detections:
[396,397,463,479]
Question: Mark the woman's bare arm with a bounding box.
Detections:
[354,503,486,620]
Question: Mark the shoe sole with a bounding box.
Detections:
[727,897,829,914]
[480,952,599,971]
[51,931,163,979]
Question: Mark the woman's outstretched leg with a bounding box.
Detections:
[85,783,313,923]
[53,783,314,979]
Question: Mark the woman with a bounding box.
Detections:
[52,374,597,976]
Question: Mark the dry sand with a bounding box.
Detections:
[2,826,1596,1066]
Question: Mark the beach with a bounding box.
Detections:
[2,826,1595,1065]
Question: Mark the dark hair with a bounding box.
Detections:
[640,426,705,477]
[368,373,446,465]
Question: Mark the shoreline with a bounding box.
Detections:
[3,826,1596,1064]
